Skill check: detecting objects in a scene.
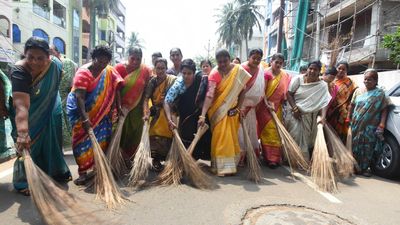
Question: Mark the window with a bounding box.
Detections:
[53,37,65,54]
[32,28,49,42]
[0,15,10,38]
[33,0,50,20]
[12,24,21,43]
[53,1,66,28]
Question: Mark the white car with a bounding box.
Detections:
[374,82,400,178]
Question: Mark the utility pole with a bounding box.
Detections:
[277,0,285,53]
[315,2,320,59]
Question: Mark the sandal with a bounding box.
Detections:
[74,174,88,186]
[18,188,30,196]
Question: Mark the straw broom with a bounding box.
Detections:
[22,149,101,224]
[106,107,129,177]
[128,121,152,187]
[171,129,213,189]
[267,107,309,171]
[346,127,352,152]
[240,120,262,183]
[311,122,338,193]
[88,129,128,208]
[157,136,183,186]
[324,123,356,178]
[187,124,209,155]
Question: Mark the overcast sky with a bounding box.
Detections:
[121,0,229,65]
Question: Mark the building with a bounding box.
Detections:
[12,0,81,64]
[110,0,126,63]
[0,0,15,70]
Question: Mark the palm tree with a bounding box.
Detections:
[127,32,144,49]
[233,0,264,55]
[216,2,242,53]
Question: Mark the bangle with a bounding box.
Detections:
[378,124,385,129]
[17,132,29,138]
[199,115,206,119]
[345,118,351,123]
[82,118,89,123]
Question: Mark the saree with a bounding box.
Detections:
[208,65,251,175]
[11,58,71,191]
[328,77,357,142]
[285,76,331,160]
[256,69,291,163]
[238,63,265,157]
[115,63,151,158]
[145,75,176,160]
[67,65,124,175]
[0,69,11,160]
[351,88,389,170]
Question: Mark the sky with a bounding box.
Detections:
[121,0,229,65]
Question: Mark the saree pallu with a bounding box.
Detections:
[67,65,123,175]
[351,88,388,170]
[285,76,331,160]
[208,65,251,175]
[116,64,151,158]
[12,59,71,190]
[256,70,291,163]
[238,64,265,156]
[148,75,176,160]
[328,77,357,142]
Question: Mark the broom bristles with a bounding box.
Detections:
[268,109,309,171]
[23,149,102,224]
[128,121,152,187]
[171,129,213,189]
[157,137,183,186]
[106,108,129,177]
[88,129,128,209]
[241,120,262,183]
[324,124,356,178]
[187,124,209,155]
[311,123,338,193]
[346,127,352,152]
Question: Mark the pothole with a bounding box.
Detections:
[242,204,355,225]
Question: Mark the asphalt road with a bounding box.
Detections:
[0,153,399,225]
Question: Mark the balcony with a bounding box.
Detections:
[33,3,50,20]
[53,15,65,28]
[53,0,66,28]
[115,33,125,48]
[112,0,126,17]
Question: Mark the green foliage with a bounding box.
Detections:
[127,32,144,49]
[382,27,400,65]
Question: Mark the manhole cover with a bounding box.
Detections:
[242,204,355,225]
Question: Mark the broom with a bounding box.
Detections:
[171,129,213,189]
[22,149,101,224]
[128,121,152,187]
[187,124,209,155]
[267,107,309,171]
[106,107,129,177]
[324,123,356,178]
[157,136,183,186]
[346,127,352,152]
[310,122,338,193]
[240,120,262,183]
[88,129,128,208]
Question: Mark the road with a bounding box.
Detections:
[0,153,399,225]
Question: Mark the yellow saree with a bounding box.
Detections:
[208,65,251,175]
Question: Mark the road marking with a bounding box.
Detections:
[0,167,13,179]
[283,166,342,204]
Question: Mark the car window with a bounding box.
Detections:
[390,86,400,97]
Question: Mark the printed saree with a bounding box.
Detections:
[208,65,251,175]
[256,69,291,163]
[67,65,123,175]
[12,58,71,190]
[351,88,389,170]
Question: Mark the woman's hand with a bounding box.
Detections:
[198,115,206,128]
[317,116,326,125]
[376,125,385,140]
[266,101,275,112]
[292,107,301,120]
[16,133,31,154]
[82,119,92,133]
[143,110,150,121]
[168,119,177,130]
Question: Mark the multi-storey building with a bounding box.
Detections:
[0,0,15,69]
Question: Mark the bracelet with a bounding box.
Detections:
[292,107,299,112]
[82,118,89,123]
[378,124,385,129]
[199,115,206,119]
[345,118,351,123]
[17,132,29,138]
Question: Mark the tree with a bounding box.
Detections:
[233,0,264,55]
[127,32,144,49]
[382,27,400,65]
[216,2,242,51]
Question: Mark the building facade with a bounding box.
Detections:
[0,0,15,70]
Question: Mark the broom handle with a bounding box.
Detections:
[188,124,209,155]
[172,129,188,152]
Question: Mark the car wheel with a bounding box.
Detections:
[374,134,400,178]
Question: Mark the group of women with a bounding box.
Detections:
[9,36,390,195]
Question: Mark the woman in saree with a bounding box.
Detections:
[347,69,389,177]
[11,37,71,195]
[143,58,177,171]
[200,59,213,76]
[164,59,211,160]
[323,67,339,118]
[114,47,151,161]
[256,53,291,168]
[198,49,251,176]
[67,45,124,185]
[237,48,265,166]
[285,60,331,160]
[328,61,357,142]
